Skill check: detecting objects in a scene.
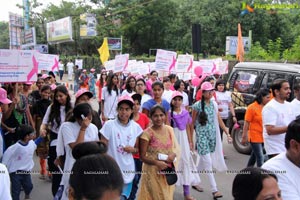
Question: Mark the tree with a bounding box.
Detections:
[0,21,9,49]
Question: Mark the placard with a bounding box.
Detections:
[114,54,129,72]
[155,49,177,72]
[0,49,38,82]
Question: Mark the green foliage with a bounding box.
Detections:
[282,36,300,62]
[245,41,269,61]
[0,22,9,49]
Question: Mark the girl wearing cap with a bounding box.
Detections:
[88,68,96,98]
[79,69,89,90]
[192,81,230,199]
[169,91,200,200]
[100,95,143,200]
[39,85,72,196]
[174,79,190,110]
[137,104,180,200]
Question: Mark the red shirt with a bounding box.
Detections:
[134,113,150,158]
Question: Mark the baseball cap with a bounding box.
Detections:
[24,81,33,85]
[75,89,93,99]
[201,82,214,91]
[118,95,134,107]
[0,88,12,104]
[41,74,50,79]
[171,91,183,100]
[90,68,95,72]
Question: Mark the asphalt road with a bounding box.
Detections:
[20,75,250,200]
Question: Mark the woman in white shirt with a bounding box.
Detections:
[215,79,237,140]
[121,76,136,96]
[39,85,72,196]
[101,73,121,122]
[59,103,99,200]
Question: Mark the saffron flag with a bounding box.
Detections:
[236,23,244,62]
[98,37,110,64]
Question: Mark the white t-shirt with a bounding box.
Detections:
[101,86,120,119]
[0,163,12,200]
[2,140,36,173]
[162,90,173,103]
[42,105,67,146]
[290,98,300,117]
[100,119,143,183]
[59,121,99,200]
[215,91,232,119]
[140,93,152,112]
[121,90,135,96]
[262,152,300,200]
[59,62,64,70]
[66,62,74,73]
[262,99,295,155]
[181,91,189,108]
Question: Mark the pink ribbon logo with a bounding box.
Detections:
[187,58,193,72]
[169,56,176,72]
[27,56,38,81]
[123,58,129,71]
[51,58,59,71]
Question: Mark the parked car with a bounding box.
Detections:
[226,62,300,154]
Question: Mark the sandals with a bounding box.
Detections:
[192,185,204,192]
[212,191,223,199]
[184,195,196,200]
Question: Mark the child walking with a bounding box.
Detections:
[169,91,201,200]
[2,124,46,200]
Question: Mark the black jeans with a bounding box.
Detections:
[128,158,143,200]
[48,145,62,196]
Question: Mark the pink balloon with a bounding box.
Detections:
[194,66,203,77]
[191,77,201,86]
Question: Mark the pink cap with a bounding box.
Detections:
[171,91,183,99]
[75,89,93,99]
[0,88,12,104]
[41,74,50,79]
[135,75,143,80]
[90,68,95,72]
[24,81,33,85]
[201,82,214,91]
[118,95,134,106]
[83,69,87,72]
[50,84,57,91]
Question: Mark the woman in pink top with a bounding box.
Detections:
[96,70,107,114]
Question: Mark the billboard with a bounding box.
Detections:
[225,36,251,55]
[47,17,73,44]
[107,37,122,50]
[34,44,48,54]
[80,13,97,37]
[9,13,24,49]
[21,27,36,49]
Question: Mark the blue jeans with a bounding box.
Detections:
[247,142,264,167]
[128,158,143,200]
[10,172,33,200]
[74,81,79,93]
[59,70,64,80]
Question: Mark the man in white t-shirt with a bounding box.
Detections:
[262,118,300,200]
[290,83,300,117]
[66,60,74,81]
[262,79,295,158]
[162,77,173,103]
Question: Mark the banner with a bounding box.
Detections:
[114,54,129,72]
[22,27,36,49]
[9,13,24,49]
[80,13,97,37]
[34,44,48,54]
[225,36,250,55]
[0,49,38,82]
[36,53,59,72]
[175,54,194,72]
[75,59,83,69]
[107,37,122,50]
[215,60,229,74]
[104,60,115,71]
[155,49,177,72]
[47,17,73,44]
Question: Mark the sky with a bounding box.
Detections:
[0,0,75,22]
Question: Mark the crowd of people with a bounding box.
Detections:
[0,63,299,200]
